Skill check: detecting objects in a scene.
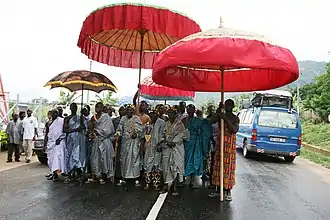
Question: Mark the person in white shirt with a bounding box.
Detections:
[22,109,38,163]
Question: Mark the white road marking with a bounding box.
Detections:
[0,161,37,172]
[146,192,168,220]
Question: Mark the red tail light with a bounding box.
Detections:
[298,134,302,147]
[251,129,257,141]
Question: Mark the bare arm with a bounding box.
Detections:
[5,123,11,135]
[224,115,239,134]
[133,90,138,106]
[63,117,71,133]
[209,113,220,124]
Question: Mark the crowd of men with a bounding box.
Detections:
[6,109,38,163]
[7,99,239,201]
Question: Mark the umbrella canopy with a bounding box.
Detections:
[152,20,299,202]
[140,76,195,101]
[45,70,117,93]
[77,3,201,69]
[152,22,299,92]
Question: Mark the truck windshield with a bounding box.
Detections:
[258,110,298,129]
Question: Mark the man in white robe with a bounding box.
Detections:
[160,105,188,196]
[87,102,115,184]
[116,105,144,187]
[143,110,165,190]
[46,109,66,182]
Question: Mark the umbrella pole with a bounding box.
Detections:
[80,84,84,185]
[220,67,225,202]
[81,84,84,110]
[137,30,146,105]
[164,100,167,105]
[87,61,92,103]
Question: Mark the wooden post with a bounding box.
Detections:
[137,30,146,105]
[137,4,147,105]
[220,67,225,202]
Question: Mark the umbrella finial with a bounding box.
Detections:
[219,16,223,28]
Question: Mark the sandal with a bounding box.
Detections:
[116,180,126,186]
[191,184,200,189]
[208,192,220,198]
[53,176,59,182]
[159,187,168,194]
[85,178,98,184]
[134,180,140,187]
[177,182,184,188]
[172,191,179,196]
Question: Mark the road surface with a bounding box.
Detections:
[1,153,330,220]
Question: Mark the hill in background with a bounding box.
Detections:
[290,60,327,87]
[194,60,327,107]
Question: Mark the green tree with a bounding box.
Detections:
[232,93,252,112]
[95,91,118,105]
[298,63,330,122]
[8,101,14,109]
[201,99,217,114]
[57,90,79,106]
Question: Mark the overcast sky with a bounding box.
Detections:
[1,0,329,102]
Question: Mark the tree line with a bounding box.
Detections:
[291,63,330,123]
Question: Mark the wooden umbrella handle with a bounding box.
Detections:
[220,67,225,202]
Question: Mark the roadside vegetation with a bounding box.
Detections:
[302,122,330,150]
[300,121,330,168]
[294,63,330,167]
[300,149,330,169]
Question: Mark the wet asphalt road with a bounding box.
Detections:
[1,152,330,220]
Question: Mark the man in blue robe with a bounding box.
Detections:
[184,104,212,187]
[63,103,86,182]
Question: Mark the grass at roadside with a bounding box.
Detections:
[302,122,330,150]
[300,149,330,168]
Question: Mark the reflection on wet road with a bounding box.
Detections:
[1,152,330,220]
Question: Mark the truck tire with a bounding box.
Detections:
[38,156,48,164]
[284,156,295,163]
[243,140,251,158]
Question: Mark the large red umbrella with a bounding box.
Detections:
[140,76,195,102]
[152,20,299,201]
[77,3,201,102]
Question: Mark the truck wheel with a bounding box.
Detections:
[243,140,250,158]
[284,156,295,163]
[38,156,48,164]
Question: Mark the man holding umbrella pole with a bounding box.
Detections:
[209,99,239,201]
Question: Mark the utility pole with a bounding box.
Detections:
[297,81,300,116]
[87,60,92,104]
[16,94,19,112]
[37,97,43,129]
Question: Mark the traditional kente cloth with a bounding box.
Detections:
[211,124,236,190]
